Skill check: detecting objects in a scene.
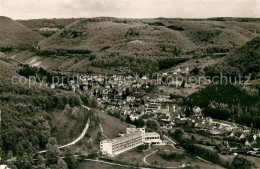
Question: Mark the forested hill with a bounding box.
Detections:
[0,16,43,50]
[29,18,260,74]
[185,85,260,129]
[0,60,95,168]
[205,36,260,77]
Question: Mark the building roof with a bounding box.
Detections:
[195,123,214,130]
[101,131,142,144]
[145,132,160,137]
[175,120,187,125]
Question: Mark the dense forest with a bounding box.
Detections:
[205,37,260,78]
[0,62,96,168]
[185,85,260,129]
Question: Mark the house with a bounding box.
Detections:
[146,103,161,112]
[130,114,139,121]
[100,131,144,156]
[175,119,187,126]
[209,130,222,135]
[253,134,258,141]
[0,165,10,169]
[144,132,162,144]
[240,134,246,140]
[126,96,135,103]
[233,149,248,154]
[215,145,231,155]
[195,123,214,131]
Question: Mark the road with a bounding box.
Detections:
[38,119,90,153]
[39,105,91,153]
[143,149,158,165]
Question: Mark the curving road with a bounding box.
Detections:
[39,105,91,153]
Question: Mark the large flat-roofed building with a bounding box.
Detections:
[100,131,144,156]
[144,132,162,144]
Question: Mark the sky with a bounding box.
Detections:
[0,0,259,19]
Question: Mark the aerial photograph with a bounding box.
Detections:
[0,0,259,168]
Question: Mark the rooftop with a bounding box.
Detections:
[101,131,142,144]
[145,132,160,137]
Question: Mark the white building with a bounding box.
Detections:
[144,132,162,144]
[0,165,10,169]
[126,127,145,134]
[100,131,144,156]
[100,128,163,156]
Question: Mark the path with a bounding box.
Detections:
[163,134,184,151]
[99,123,109,139]
[39,105,91,153]
[38,119,90,153]
[143,149,185,169]
[143,149,158,165]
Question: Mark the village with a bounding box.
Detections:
[48,67,260,161]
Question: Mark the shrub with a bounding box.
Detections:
[167,25,184,31]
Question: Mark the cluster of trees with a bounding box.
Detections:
[18,64,71,84]
[205,37,260,78]
[185,85,260,129]
[158,58,186,70]
[91,53,158,74]
[59,30,83,38]
[0,73,94,168]
[166,25,184,31]
[36,48,92,57]
[0,47,13,52]
[148,22,165,26]
[168,129,255,169]
[195,30,222,43]
[136,144,149,152]
[125,115,145,128]
[159,151,185,162]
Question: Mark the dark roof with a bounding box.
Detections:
[175,120,187,125]
[195,123,214,130]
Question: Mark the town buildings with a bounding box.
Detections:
[100,130,144,156]
[100,128,162,156]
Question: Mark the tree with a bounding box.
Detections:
[50,158,68,169]
[133,118,145,127]
[125,115,131,124]
[45,137,60,165]
[231,156,255,169]
[181,80,185,88]
[146,120,159,130]
[184,107,192,117]
[64,147,77,169]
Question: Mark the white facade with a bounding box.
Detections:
[0,165,10,169]
[144,132,162,144]
[100,131,144,156]
[126,127,145,134]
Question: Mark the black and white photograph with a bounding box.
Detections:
[0,0,260,168]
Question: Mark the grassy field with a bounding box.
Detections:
[146,150,224,169]
[98,110,128,139]
[51,107,90,145]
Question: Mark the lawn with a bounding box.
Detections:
[51,109,83,145]
[146,150,224,169]
[98,110,128,138]
[104,146,149,167]
[78,161,128,169]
